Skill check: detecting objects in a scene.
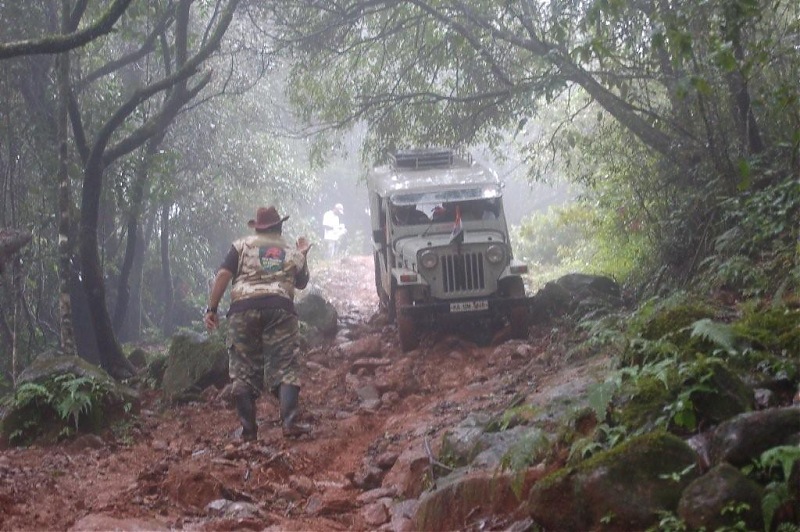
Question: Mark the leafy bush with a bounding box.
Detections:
[744,446,800,531]
[700,177,800,297]
[0,373,127,445]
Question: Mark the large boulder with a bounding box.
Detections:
[678,463,763,531]
[1,355,139,445]
[708,407,800,467]
[690,359,753,425]
[413,470,526,531]
[439,414,549,471]
[296,292,339,340]
[528,432,699,531]
[532,273,622,321]
[161,332,228,403]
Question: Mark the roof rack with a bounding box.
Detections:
[390,148,471,170]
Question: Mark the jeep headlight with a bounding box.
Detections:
[420,249,438,269]
[486,244,505,264]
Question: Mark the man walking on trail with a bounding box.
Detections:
[204,206,312,441]
[322,203,346,258]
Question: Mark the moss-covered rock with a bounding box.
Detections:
[528,432,699,531]
[709,407,800,467]
[161,333,227,403]
[734,305,800,357]
[126,348,148,369]
[614,357,753,435]
[0,356,139,446]
[689,358,753,426]
[413,470,526,531]
[296,293,338,341]
[678,463,763,531]
[639,300,715,342]
[145,355,169,388]
[615,374,675,432]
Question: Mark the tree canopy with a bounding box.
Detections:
[273,0,799,282]
[0,0,797,381]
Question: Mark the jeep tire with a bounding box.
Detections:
[505,277,529,339]
[394,287,419,352]
[373,251,390,313]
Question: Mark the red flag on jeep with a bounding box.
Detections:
[449,205,464,244]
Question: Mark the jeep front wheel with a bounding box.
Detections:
[373,252,389,312]
[506,278,529,340]
[394,287,419,352]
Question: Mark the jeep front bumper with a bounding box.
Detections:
[397,295,534,318]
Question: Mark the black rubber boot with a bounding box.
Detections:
[279,383,311,438]
[234,390,257,442]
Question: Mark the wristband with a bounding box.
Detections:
[205,307,217,314]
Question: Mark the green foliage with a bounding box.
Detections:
[687,319,737,356]
[500,428,550,498]
[1,373,124,445]
[586,379,617,422]
[568,423,629,463]
[746,446,800,531]
[700,178,800,297]
[648,511,688,532]
[762,482,790,532]
[733,304,800,357]
[713,501,753,532]
[633,295,717,343]
[486,404,539,433]
[758,446,800,481]
[53,374,100,431]
[513,197,648,292]
[658,463,697,484]
[513,204,591,268]
[13,382,53,406]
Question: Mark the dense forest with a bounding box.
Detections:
[1,2,800,530]
[0,0,798,385]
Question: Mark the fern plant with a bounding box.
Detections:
[2,373,122,445]
[500,428,550,498]
[687,318,737,355]
[54,375,98,431]
[743,445,800,531]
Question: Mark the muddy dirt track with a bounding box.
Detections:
[0,255,589,531]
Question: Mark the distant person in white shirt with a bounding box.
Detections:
[322,203,346,258]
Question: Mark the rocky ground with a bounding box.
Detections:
[0,255,599,531]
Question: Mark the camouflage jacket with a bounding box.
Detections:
[230,233,307,304]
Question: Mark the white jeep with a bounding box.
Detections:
[367,148,530,351]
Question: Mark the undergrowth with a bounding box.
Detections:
[0,373,129,445]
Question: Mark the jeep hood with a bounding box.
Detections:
[394,230,507,258]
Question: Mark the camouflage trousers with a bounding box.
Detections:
[227,308,301,398]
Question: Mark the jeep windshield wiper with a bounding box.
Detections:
[420,219,437,238]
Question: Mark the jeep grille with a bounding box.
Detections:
[442,252,485,293]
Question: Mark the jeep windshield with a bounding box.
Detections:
[389,197,502,226]
[389,184,501,206]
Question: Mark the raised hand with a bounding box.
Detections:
[297,236,312,256]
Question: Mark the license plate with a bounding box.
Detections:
[450,300,489,313]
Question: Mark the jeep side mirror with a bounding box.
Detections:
[373,229,386,245]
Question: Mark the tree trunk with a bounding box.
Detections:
[113,139,159,336]
[73,0,239,378]
[79,157,135,379]
[69,269,100,366]
[57,0,77,357]
[160,201,174,336]
[724,9,765,157]
[124,226,147,341]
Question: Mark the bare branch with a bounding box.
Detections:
[0,0,134,60]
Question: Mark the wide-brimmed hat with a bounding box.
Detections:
[248,206,289,230]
